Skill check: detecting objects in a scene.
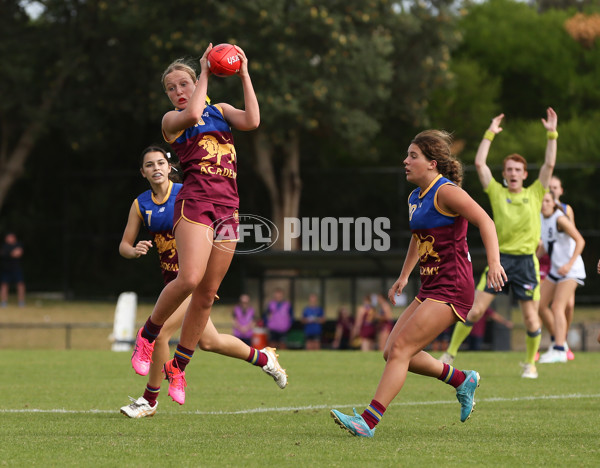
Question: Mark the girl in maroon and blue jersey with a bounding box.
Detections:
[119,147,286,419]
[130,45,287,406]
[409,174,475,318]
[129,151,181,284]
[166,96,239,208]
[331,130,506,437]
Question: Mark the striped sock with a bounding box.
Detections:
[246,348,268,367]
[438,363,467,388]
[361,399,386,429]
[141,317,162,343]
[174,345,194,371]
[143,384,160,407]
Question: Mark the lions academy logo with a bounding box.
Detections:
[415,233,441,276]
[415,233,440,263]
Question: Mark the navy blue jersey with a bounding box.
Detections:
[134,181,182,284]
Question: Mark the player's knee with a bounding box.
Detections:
[173,277,199,296]
[194,288,218,310]
[467,307,485,322]
[524,317,541,331]
[197,336,217,352]
[382,338,396,361]
[385,336,409,361]
[175,269,206,293]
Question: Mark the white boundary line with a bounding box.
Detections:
[2,393,599,415]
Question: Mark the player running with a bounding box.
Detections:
[331,130,506,437]
[120,146,286,418]
[537,191,585,363]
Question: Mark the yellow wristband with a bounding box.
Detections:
[547,130,558,140]
[483,130,495,141]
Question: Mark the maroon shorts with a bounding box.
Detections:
[359,322,377,340]
[416,295,470,322]
[173,199,239,242]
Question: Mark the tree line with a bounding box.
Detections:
[2,0,600,298]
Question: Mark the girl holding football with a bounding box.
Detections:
[130,45,286,405]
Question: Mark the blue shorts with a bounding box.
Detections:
[1,269,24,284]
[477,253,539,301]
[305,333,322,341]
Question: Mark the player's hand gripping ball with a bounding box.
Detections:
[207,44,241,77]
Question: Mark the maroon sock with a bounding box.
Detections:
[438,363,466,388]
[361,399,386,429]
[141,317,162,343]
[246,348,268,367]
[143,384,160,407]
[174,344,194,371]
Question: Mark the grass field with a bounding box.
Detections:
[1,349,598,467]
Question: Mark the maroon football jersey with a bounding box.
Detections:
[165,104,239,208]
[409,175,475,318]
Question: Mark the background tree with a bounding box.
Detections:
[0,0,77,210]
[1,0,459,295]
[4,0,600,299]
[229,1,396,249]
[426,0,600,297]
[429,0,600,159]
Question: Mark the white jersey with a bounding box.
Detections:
[540,210,586,283]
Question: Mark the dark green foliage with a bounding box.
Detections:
[3,0,600,299]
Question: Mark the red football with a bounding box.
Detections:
[207,44,241,77]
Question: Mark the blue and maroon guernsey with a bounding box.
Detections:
[134,181,182,284]
[164,104,238,208]
[408,174,474,319]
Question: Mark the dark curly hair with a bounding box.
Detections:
[411,130,463,187]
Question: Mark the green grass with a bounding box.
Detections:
[1,349,598,467]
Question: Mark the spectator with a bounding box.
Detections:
[232,294,255,346]
[301,293,325,350]
[265,288,293,350]
[332,306,354,350]
[1,232,26,307]
[375,293,394,351]
[352,295,378,351]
